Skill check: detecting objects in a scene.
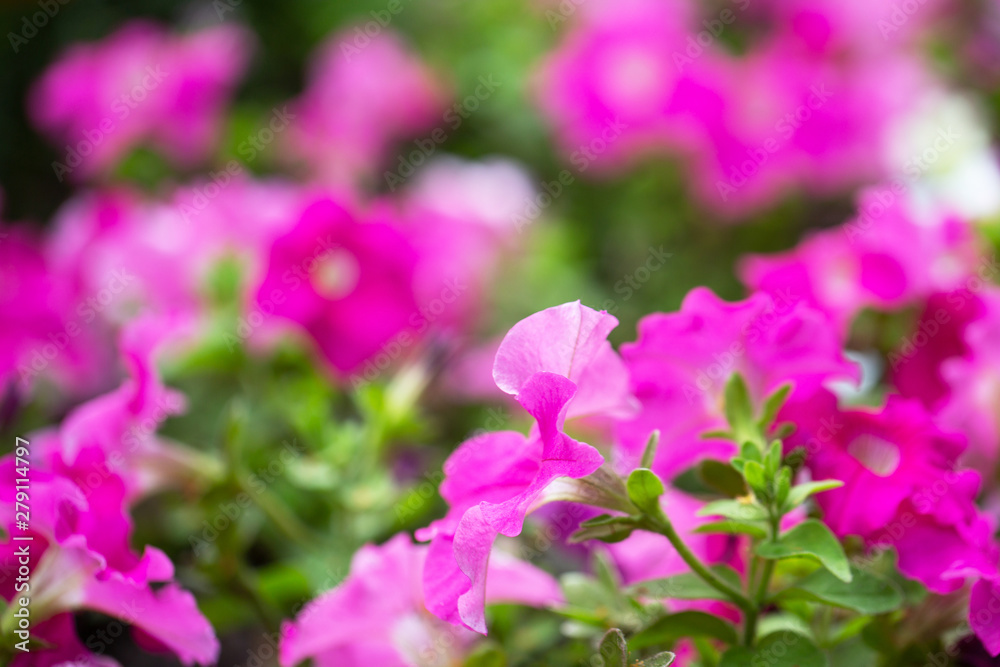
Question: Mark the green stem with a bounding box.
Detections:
[744,516,780,645]
[643,516,754,616]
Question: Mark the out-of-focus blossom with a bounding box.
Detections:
[396,157,535,332]
[281,29,445,187]
[279,534,561,667]
[936,287,1000,472]
[29,21,252,180]
[614,287,858,480]
[255,197,420,376]
[0,453,218,666]
[740,189,982,334]
[418,302,629,634]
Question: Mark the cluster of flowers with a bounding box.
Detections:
[534,0,1000,215]
[2,1,999,665]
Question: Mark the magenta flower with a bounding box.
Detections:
[0,454,218,666]
[255,197,420,376]
[29,21,252,180]
[614,287,858,479]
[418,302,631,633]
[279,534,561,667]
[281,28,445,186]
[740,188,982,334]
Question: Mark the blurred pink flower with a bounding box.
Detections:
[0,453,218,666]
[255,197,420,376]
[614,287,858,479]
[279,534,560,667]
[282,28,445,186]
[29,21,252,180]
[418,302,628,634]
[740,188,982,334]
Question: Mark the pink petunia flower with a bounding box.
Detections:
[281,28,445,187]
[255,196,420,376]
[740,188,982,334]
[29,21,252,180]
[279,534,561,667]
[614,287,858,480]
[417,302,632,634]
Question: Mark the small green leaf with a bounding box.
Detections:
[764,440,783,476]
[697,499,767,522]
[627,469,665,516]
[723,373,754,435]
[743,460,767,495]
[756,519,852,582]
[570,514,636,544]
[598,628,629,667]
[629,611,739,650]
[775,467,792,507]
[739,440,762,462]
[784,480,845,509]
[632,651,676,667]
[775,566,903,614]
[758,382,793,429]
[640,431,660,469]
[719,632,827,667]
[701,429,732,440]
[628,565,743,601]
[693,520,768,539]
[698,460,747,497]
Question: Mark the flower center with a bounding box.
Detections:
[847,434,901,477]
[310,249,360,299]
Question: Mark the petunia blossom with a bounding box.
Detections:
[614,287,858,480]
[418,302,631,634]
[279,534,561,667]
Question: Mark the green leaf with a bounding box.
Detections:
[743,460,767,496]
[784,480,845,510]
[758,383,793,430]
[640,431,660,469]
[719,632,827,667]
[764,440,783,476]
[628,565,743,601]
[632,651,676,667]
[570,514,636,544]
[775,467,792,507]
[598,628,629,667]
[464,643,506,667]
[698,459,747,497]
[775,566,903,614]
[697,499,767,522]
[693,520,767,540]
[739,440,762,462]
[629,611,739,650]
[756,519,852,582]
[723,373,754,435]
[627,469,665,516]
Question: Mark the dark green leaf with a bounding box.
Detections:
[598,628,628,667]
[627,469,665,516]
[775,566,903,614]
[719,632,827,667]
[756,519,852,582]
[698,459,747,497]
[693,520,767,539]
[629,611,739,650]
[628,565,743,601]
